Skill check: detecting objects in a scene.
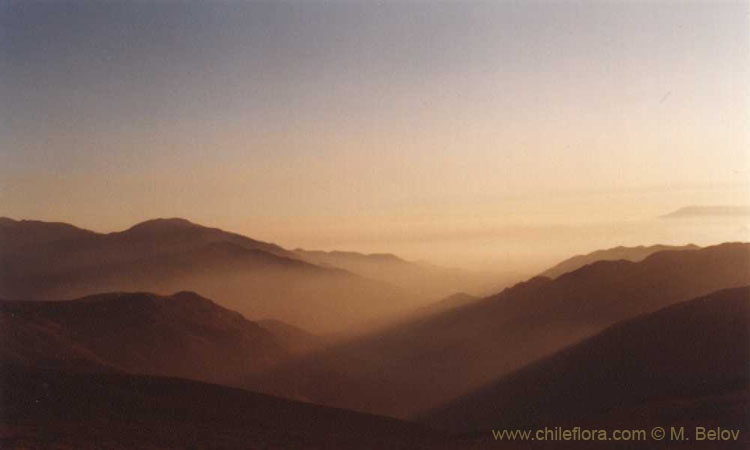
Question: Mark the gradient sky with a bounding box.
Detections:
[1,1,748,270]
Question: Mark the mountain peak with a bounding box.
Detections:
[124,218,198,233]
[171,290,209,301]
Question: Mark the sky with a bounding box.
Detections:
[1,0,749,271]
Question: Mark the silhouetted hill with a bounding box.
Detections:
[244,243,750,418]
[423,287,750,435]
[0,218,413,333]
[0,366,469,450]
[0,291,288,384]
[294,248,503,300]
[539,244,699,279]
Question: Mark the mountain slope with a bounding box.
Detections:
[539,243,699,279]
[244,243,750,418]
[414,292,479,316]
[258,319,328,355]
[423,286,750,433]
[0,291,288,384]
[0,218,412,333]
[0,366,468,450]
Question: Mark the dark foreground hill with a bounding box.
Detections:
[245,243,750,418]
[0,366,474,450]
[423,286,750,436]
[0,291,288,384]
[0,217,413,333]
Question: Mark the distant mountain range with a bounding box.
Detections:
[423,286,750,433]
[539,244,699,279]
[1,217,484,333]
[244,243,750,418]
[0,217,294,260]
[294,249,503,299]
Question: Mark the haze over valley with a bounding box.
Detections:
[1,1,748,449]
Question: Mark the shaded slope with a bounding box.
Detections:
[258,319,328,355]
[0,291,287,384]
[539,243,699,279]
[414,292,479,316]
[0,366,469,450]
[423,287,750,433]
[245,243,750,418]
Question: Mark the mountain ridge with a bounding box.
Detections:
[539,243,700,279]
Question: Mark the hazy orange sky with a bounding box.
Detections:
[1,1,748,270]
